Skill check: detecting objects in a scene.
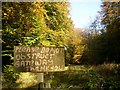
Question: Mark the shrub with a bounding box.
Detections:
[51,64,120,89]
[2,65,19,88]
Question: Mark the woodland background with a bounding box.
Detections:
[2,1,120,89]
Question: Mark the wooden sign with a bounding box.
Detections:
[14,46,65,72]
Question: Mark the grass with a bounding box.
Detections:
[51,63,120,89]
[2,63,120,89]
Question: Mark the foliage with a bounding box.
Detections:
[81,1,120,64]
[2,1,120,89]
[2,1,86,68]
[51,64,120,89]
[65,28,86,65]
[2,65,19,88]
[2,2,75,88]
[80,16,107,64]
[2,2,74,66]
[100,1,120,63]
[2,64,120,89]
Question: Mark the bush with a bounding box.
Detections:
[2,65,19,88]
[51,64,120,89]
[2,64,120,89]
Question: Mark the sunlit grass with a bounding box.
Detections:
[16,72,37,88]
[2,63,120,89]
[52,63,120,89]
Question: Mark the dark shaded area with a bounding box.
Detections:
[79,2,120,65]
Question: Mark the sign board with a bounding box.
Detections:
[14,46,65,72]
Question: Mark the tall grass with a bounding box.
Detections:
[2,63,120,89]
[51,63,120,89]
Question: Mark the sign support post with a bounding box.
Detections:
[44,72,51,88]
[14,46,66,89]
[37,73,44,90]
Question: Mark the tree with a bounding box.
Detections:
[81,1,120,64]
[43,2,74,46]
[2,2,45,67]
[80,16,108,65]
[65,28,86,65]
[2,2,75,88]
[100,1,120,63]
[2,2,74,67]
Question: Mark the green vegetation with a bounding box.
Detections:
[2,1,120,89]
[81,1,120,64]
[52,64,120,89]
[2,2,74,67]
[2,65,19,88]
[2,64,120,89]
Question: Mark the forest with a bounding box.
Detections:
[2,1,120,89]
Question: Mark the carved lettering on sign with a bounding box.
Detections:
[14,46,65,72]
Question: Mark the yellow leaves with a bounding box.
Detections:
[31,2,46,15]
[42,40,50,46]
[73,55,81,63]
[65,28,86,63]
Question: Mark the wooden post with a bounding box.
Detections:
[45,82,51,88]
[44,72,51,88]
[37,73,44,90]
